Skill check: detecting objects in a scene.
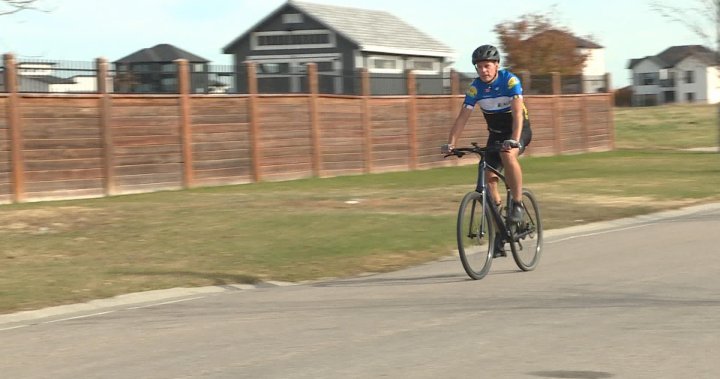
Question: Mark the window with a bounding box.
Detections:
[162,64,176,73]
[637,72,658,86]
[367,56,402,73]
[161,77,177,92]
[258,63,282,74]
[685,70,694,84]
[136,83,153,92]
[257,33,330,46]
[282,13,303,23]
[411,60,435,71]
[252,30,334,50]
[133,64,151,73]
[193,63,204,72]
[686,92,695,102]
[372,59,396,69]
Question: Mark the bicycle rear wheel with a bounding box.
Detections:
[508,189,543,271]
[457,191,495,280]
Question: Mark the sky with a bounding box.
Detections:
[0,0,711,88]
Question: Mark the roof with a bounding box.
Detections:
[574,35,602,49]
[628,45,719,69]
[21,75,75,85]
[115,44,208,64]
[0,71,74,89]
[527,30,603,49]
[223,0,454,58]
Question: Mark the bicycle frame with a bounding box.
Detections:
[475,155,514,242]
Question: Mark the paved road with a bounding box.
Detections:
[2,204,719,379]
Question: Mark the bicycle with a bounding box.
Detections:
[446,142,543,280]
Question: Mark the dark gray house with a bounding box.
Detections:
[113,44,210,93]
[222,0,455,95]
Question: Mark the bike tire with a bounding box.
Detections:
[508,189,543,271]
[457,191,495,280]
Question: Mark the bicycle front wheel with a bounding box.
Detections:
[457,191,494,280]
[509,189,543,271]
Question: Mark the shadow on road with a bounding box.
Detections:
[311,269,520,288]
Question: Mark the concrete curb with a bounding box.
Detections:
[2,202,719,326]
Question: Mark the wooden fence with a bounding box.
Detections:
[0,53,614,203]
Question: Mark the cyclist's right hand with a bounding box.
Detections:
[440,143,454,155]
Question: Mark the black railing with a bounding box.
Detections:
[15,59,97,93]
[1,57,609,96]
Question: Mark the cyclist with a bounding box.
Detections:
[441,44,532,257]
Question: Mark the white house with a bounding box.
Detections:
[576,36,606,93]
[11,62,111,93]
[628,45,720,105]
[524,30,607,94]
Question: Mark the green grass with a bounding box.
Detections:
[1,104,719,313]
[614,103,717,150]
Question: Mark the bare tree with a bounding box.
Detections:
[652,0,720,152]
[0,0,43,16]
[651,0,718,46]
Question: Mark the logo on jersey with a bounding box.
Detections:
[508,76,519,89]
[465,85,477,98]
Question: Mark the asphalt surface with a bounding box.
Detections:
[1,203,719,379]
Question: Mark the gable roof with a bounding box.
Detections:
[223,0,454,58]
[527,29,603,49]
[628,45,719,69]
[21,75,75,85]
[574,35,602,49]
[657,45,718,66]
[115,44,208,64]
[626,55,665,69]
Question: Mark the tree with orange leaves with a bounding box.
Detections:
[494,13,594,75]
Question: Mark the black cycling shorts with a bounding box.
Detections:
[484,120,532,172]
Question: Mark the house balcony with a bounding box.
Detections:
[659,79,675,88]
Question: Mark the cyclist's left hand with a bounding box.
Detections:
[440,143,454,155]
[502,139,521,151]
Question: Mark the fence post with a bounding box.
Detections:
[520,70,531,94]
[450,69,459,96]
[246,62,262,182]
[360,68,372,174]
[307,63,322,177]
[406,69,417,170]
[604,73,615,150]
[551,72,562,154]
[176,59,194,188]
[449,69,460,166]
[450,69,459,115]
[96,57,116,195]
[4,53,24,202]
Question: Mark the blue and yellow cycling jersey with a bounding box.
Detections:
[462,69,528,133]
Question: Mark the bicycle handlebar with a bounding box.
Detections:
[444,142,503,158]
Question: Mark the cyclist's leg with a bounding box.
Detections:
[482,133,504,205]
[500,122,532,202]
[500,149,522,201]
